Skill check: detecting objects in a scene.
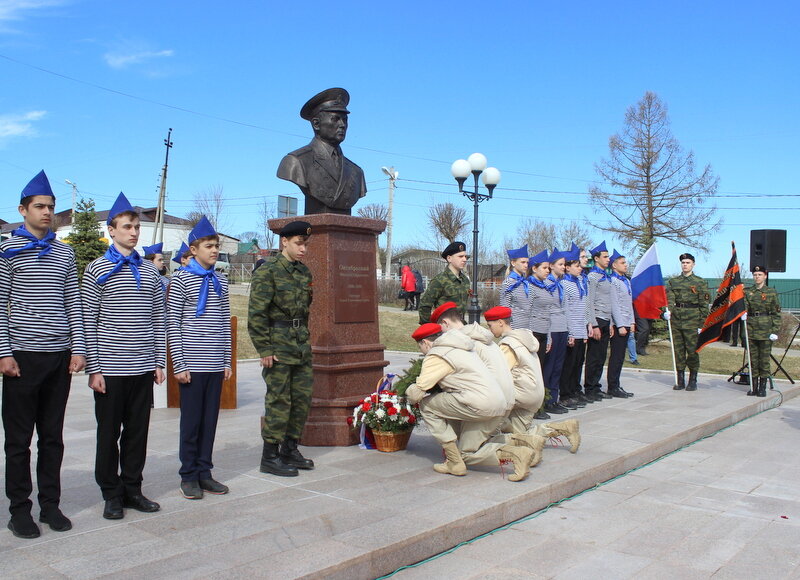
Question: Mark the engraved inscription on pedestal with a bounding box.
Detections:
[334,251,375,323]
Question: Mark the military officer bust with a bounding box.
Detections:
[277,88,367,215]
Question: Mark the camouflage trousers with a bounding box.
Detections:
[673,327,700,372]
[261,361,313,444]
[749,340,772,378]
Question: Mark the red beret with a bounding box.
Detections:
[412,323,442,341]
[430,301,458,323]
[483,306,512,321]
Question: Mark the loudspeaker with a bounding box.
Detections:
[750,229,786,273]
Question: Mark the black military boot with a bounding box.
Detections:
[757,377,768,397]
[673,371,685,390]
[686,370,698,391]
[746,375,757,396]
[280,439,315,470]
[260,442,298,477]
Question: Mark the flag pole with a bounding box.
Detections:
[665,308,679,385]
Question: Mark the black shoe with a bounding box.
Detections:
[103,497,124,519]
[629,360,641,366]
[39,508,72,532]
[180,481,204,500]
[280,439,315,470]
[674,371,686,391]
[560,399,579,410]
[576,393,594,405]
[564,397,587,408]
[7,513,40,539]
[123,494,160,513]
[199,478,229,495]
[597,391,613,400]
[544,402,569,414]
[757,377,768,397]
[533,409,550,420]
[686,371,698,392]
[260,442,299,477]
[608,387,634,398]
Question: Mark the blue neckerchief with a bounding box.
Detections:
[564,273,587,298]
[591,265,610,281]
[611,271,632,295]
[0,225,56,259]
[547,273,564,303]
[97,245,142,289]
[505,271,530,297]
[183,258,222,316]
[528,275,558,298]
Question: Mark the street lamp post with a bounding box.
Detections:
[65,179,78,225]
[451,153,501,323]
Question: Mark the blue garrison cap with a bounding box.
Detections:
[20,170,55,201]
[564,247,580,262]
[530,249,550,265]
[188,216,217,242]
[589,240,607,256]
[570,242,580,254]
[107,192,136,225]
[142,242,163,256]
[172,242,189,264]
[548,248,564,263]
[610,249,625,263]
[506,244,528,260]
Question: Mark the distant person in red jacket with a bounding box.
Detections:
[401,264,416,311]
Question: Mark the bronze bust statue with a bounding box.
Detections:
[277,88,367,215]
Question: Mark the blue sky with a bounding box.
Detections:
[1,0,798,278]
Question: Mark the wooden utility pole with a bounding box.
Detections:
[152,128,173,244]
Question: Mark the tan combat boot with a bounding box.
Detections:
[433,441,467,476]
[509,433,546,467]
[497,445,534,482]
[543,419,581,453]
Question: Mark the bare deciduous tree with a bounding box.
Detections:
[589,91,720,253]
[427,202,469,245]
[357,203,388,222]
[257,198,277,250]
[191,185,229,232]
[507,218,594,256]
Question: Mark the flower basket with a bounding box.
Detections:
[372,429,412,452]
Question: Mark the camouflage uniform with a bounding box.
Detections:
[666,273,710,372]
[418,268,470,324]
[744,284,781,378]
[248,253,313,444]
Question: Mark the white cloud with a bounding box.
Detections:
[0,110,47,140]
[0,0,64,32]
[103,47,174,69]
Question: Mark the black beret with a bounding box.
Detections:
[280,221,312,238]
[752,265,768,273]
[442,241,467,259]
[679,253,695,262]
[300,88,350,121]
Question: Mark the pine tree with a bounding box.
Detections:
[65,198,108,279]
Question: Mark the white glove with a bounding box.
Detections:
[697,328,702,335]
[741,312,747,321]
[663,311,671,321]
[769,334,778,341]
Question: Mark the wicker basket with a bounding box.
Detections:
[371,429,412,452]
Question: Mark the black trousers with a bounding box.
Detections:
[635,317,652,354]
[2,350,71,516]
[584,319,610,392]
[179,371,223,482]
[607,327,629,390]
[94,372,154,500]
[560,339,586,399]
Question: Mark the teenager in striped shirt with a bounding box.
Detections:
[167,216,232,500]
[82,193,166,520]
[0,171,86,539]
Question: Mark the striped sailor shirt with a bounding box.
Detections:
[528,283,555,335]
[0,236,85,357]
[548,277,567,333]
[610,274,635,328]
[562,276,589,339]
[499,274,533,330]
[167,268,231,373]
[586,269,612,326]
[81,256,166,376]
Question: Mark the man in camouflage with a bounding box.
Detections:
[743,265,781,397]
[418,241,470,324]
[665,253,710,391]
[248,221,314,477]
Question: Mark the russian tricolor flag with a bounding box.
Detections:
[631,244,667,319]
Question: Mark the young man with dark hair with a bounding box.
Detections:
[142,242,170,291]
[0,171,86,539]
[607,250,635,398]
[583,241,614,401]
[418,241,470,324]
[82,193,166,519]
[248,221,315,477]
[167,216,232,499]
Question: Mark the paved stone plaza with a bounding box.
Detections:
[1,354,798,579]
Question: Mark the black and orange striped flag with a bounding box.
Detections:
[696,242,746,352]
